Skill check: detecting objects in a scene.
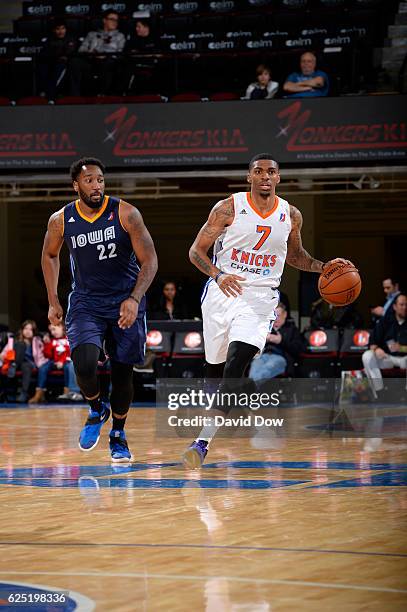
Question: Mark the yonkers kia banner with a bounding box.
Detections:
[0,95,405,169]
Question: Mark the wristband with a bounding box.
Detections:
[129,295,140,304]
[214,271,225,284]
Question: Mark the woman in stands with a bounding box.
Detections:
[0,320,48,403]
[150,281,188,320]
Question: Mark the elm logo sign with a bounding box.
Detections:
[135,2,164,11]
[101,3,127,11]
[65,4,91,14]
[277,101,407,152]
[104,106,248,156]
[27,5,53,15]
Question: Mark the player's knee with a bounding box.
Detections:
[224,341,258,378]
[71,344,99,382]
[74,360,97,382]
[110,361,133,383]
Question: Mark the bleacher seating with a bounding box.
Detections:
[0,0,399,100]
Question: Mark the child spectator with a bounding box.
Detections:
[244,64,279,100]
[39,323,82,402]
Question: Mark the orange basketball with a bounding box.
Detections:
[318,262,361,306]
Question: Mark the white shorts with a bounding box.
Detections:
[201,280,279,364]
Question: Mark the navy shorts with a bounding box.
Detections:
[65,292,146,365]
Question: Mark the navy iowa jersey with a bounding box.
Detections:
[63,196,139,298]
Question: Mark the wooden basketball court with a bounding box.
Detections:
[0,405,406,611]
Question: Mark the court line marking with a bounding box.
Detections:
[0,542,406,558]
[1,571,406,594]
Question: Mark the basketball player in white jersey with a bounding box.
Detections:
[182,153,352,467]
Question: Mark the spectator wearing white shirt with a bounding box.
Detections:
[69,10,125,96]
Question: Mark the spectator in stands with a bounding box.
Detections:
[0,320,47,403]
[283,52,329,98]
[122,19,158,94]
[69,10,125,96]
[249,303,304,382]
[279,290,291,319]
[0,326,9,352]
[244,64,279,100]
[310,298,363,330]
[37,20,77,100]
[127,19,157,53]
[370,276,400,322]
[362,294,407,396]
[150,281,188,320]
[40,323,82,402]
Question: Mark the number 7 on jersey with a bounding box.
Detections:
[253,225,271,250]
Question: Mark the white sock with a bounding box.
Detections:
[197,413,222,444]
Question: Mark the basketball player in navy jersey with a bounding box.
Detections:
[42,158,157,462]
[183,153,353,467]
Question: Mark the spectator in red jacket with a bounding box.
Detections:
[34,323,82,403]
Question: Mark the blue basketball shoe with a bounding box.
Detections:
[78,403,110,451]
[109,430,133,463]
[182,439,208,469]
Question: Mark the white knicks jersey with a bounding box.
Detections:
[213,191,292,288]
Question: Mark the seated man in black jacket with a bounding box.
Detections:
[249,302,303,382]
[37,20,77,99]
[362,293,407,395]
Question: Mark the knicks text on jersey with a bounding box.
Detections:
[213,192,292,287]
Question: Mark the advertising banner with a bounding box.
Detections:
[0,95,405,169]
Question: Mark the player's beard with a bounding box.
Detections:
[79,188,104,209]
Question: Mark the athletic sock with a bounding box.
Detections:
[112,415,127,431]
[88,395,102,414]
[197,416,220,444]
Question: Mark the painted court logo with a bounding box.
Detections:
[0,582,94,610]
